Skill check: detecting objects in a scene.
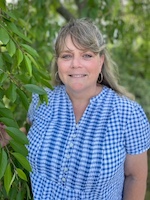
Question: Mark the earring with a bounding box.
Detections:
[55,71,60,82]
[97,72,103,84]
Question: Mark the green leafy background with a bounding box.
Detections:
[0,0,149,199]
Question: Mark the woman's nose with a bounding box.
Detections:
[71,56,82,68]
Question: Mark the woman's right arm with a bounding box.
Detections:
[0,123,11,147]
[0,122,29,147]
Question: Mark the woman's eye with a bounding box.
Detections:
[61,54,72,59]
[83,54,93,58]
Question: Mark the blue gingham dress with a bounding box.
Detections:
[27,85,150,200]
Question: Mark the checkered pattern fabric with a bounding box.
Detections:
[27,85,150,200]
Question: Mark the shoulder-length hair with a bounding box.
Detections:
[51,18,134,100]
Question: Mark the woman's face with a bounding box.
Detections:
[57,35,104,95]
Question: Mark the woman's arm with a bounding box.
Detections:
[123,152,148,200]
[0,123,11,147]
[0,122,29,147]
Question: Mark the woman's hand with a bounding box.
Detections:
[0,123,11,147]
[0,121,29,148]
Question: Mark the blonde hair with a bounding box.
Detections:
[52,18,134,99]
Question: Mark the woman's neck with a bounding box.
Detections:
[66,85,102,123]
[67,85,102,103]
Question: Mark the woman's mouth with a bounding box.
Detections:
[69,74,87,78]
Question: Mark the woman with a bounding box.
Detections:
[2,18,150,199]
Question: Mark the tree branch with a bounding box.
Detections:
[75,0,88,16]
[56,3,75,21]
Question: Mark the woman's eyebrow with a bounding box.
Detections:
[60,49,73,54]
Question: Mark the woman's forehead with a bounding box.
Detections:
[58,35,89,53]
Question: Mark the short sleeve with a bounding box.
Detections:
[27,93,39,123]
[124,102,150,154]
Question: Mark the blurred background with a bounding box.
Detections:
[0,0,150,199]
[4,0,150,119]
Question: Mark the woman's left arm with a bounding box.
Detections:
[123,152,148,200]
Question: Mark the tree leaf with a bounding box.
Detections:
[26,183,32,199]
[0,72,8,86]
[39,94,48,104]
[10,139,28,157]
[6,83,17,103]
[12,152,32,172]
[9,172,16,190]
[6,39,16,57]
[26,53,40,69]
[0,108,14,119]
[0,27,9,44]
[4,163,12,194]
[16,48,24,66]
[0,0,6,11]
[0,88,4,99]
[5,127,29,145]
[0,149,8,179]
[0,54,4,68]
[17,88,29,111]
[6,22,31,43]
[24,84,47,95]
[0,102,5,108]
[40,78,53,89]
[9,187,18,199]
[16,191,22,200]
[5,11,17,21]
[2,51,12,64]
[0,117,19,128]
[21,44,39,58]
[33,65,51,80]
[16,168,27,181]
[24,55,32,76]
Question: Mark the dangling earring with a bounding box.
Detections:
[55,71,60,82]
[97,72,103,84]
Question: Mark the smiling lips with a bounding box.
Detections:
[69,74,87,78]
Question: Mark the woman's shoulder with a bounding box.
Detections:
[30,85,64,108]
[27,85,65,121]
[104,86,136,105]
[103,86,146,117]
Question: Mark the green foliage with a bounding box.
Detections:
[0,0,149,199]
[0,0,52,198]
[0,148,7,179]
[6,127,28,144]
[4,163,12,194]
[12,152,32,172]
